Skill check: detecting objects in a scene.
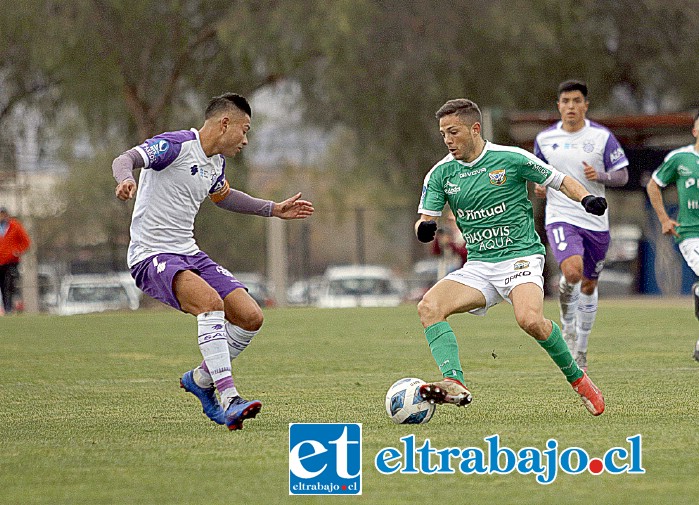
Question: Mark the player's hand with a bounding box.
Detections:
[581,195,607,216]
[417,220,438,243]
[534,184,547,199]
[583,162,599,181]
[660,218,680,238]
[116,179,137,201]
[272,192,314,219]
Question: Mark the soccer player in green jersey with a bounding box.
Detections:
[415,98,607,416]
[646,110,699,362]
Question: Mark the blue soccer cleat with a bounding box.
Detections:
[223,396,262,431]
[180,370,225,425]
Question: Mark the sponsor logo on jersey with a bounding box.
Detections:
[463,226,510,245]
[513,260,530,270]
[609,147,625,164]
[444,181,461,195]
[144,139,170,162]
[457,202,507,221]
[678,165,692,176]
[460,167,487,178]
[688,200,699,210]
[583,141,595,153]
[489,169,506,186]
[525,160,551,177]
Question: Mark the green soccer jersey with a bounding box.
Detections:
[651,145,699,243]
[418,142,564,262]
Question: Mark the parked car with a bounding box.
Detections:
[233,272,275,307]
[287,276,323,306]
[55,273,141,315]
[316,265,405,308]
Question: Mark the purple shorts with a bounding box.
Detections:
[545,222,611,280]
[130,251,246,311]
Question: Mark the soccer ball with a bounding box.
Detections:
[385,377,435,424]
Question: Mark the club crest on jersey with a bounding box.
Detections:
[489,169,506,186]
[583,140,595,153]
[513,260,530,270]
[444,181,461,195]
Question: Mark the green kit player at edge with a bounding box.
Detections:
[415,98,607,416]
[646,110,699,362]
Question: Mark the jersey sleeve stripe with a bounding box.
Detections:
[133,146,150,168]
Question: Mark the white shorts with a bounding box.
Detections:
[679,238,699,277]
[444,254,545,316]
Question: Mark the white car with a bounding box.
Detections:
[316,265,405,308]
[55,273,141,316]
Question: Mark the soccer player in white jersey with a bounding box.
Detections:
[646,110,699,362]
[112,93,314,430]
[533,80,629,371]
[415,98,606,416]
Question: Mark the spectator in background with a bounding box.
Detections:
[646,110,699,362]
[431,210,467,275]
[0,207,31,314]
[533,80,629,371]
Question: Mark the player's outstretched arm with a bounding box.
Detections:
[558,175,607,216]
[271,193,314,219]
[646,179,680,237]
[112,149,142,201]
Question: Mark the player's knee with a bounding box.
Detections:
[417,296,443,327]
[239,308,264,332]
[693,282,699,321]
[515,311,544,337]
[561,269,582,285]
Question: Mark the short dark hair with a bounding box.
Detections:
[435,99,482,126]
[557,80,588,99]
[205,93,251,119]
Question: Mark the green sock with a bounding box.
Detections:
[537,321,584,383]
[425,321,465,384]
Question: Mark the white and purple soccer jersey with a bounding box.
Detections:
[534,119,628,231]
[127,128,230,267]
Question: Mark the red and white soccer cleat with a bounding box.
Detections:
[571,372,605,416]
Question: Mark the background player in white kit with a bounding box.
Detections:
[646,111,699,362]
[415,98,607,416]
[112,93,314,430]
[533,80,629,371]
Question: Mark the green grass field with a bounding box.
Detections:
[1,298,698,504]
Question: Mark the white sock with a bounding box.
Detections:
[193,366,213,388]
[197,311,237,399]
[559,276,581,333]
[576,289,598,353]
[226,322,258,359]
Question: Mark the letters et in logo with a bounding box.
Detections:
[289,423,362,495]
